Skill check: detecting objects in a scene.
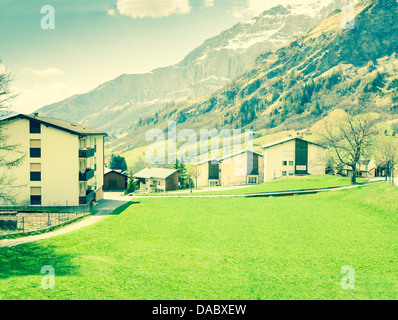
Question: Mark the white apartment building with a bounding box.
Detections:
[0,113,107,207]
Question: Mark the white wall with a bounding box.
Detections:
[39,124,80,206]
[1,118,105,207]
[308,144,326,175]
[0,119,30,205]
[263,140,296,181]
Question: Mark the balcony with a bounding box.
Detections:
[79,168,95,182]
[79,148,95,159]
[79,190,95,205]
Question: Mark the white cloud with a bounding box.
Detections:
[10,83,73,114]
[21,67,64,77]
[114,0,191,19]
[203,0,215,8]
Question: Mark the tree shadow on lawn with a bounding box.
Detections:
[0,201,140,280]
[0,242,79,280]
[107,201,140,216]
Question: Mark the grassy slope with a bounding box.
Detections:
[0,183,396,300]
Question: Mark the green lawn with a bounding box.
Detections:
[0,183,396,300]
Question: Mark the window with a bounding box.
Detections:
[29,120,41,134]
[289,172,294,176]
[289,161,294,166]
[30,140,41,158]
[210,181,219,187]
[30,187,42,205]
[248,177,257,184]
[282,161,287,166]
[282,171,287,176]
[30,163,41,181]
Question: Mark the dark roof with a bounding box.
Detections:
[1,113,107,136]
[104,169,129,179]
[104,167,129,177]
[262,137,324,149]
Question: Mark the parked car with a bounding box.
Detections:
[127,190,141,196]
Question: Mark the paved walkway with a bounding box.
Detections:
[132,181,381,199]
[0,196,130,248]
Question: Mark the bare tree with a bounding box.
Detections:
[188,165,201,189]
[0,61,25,204]
[320,113,377,185]
[376,138,398,185]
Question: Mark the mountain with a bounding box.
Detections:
[108,0,398,158]
[37,1,338,135]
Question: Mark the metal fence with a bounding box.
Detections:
[0,210,92,237]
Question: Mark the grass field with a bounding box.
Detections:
[0,182,396,300]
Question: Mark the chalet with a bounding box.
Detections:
[134,168,179,193]
[0,113,107,207]
[195,159,221,188]
[343,159,377,178]
[193,150,264,187]
[262,137,326,180]
[104,168,129,191]
[219,150,264,186]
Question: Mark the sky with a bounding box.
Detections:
[0,0,326,113]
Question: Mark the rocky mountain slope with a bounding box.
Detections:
[108,0,398,157]
[37,1,339,135]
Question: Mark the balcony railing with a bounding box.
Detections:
[79,148,95,158]
[79,190,95,205]
[79,169,95,181]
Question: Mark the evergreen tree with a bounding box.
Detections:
[109,154,128,172]
[173,160,191,190]
[125,170,139,194]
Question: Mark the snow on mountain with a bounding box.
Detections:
[37,1,339,135]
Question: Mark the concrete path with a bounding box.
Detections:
[0,195,130,248]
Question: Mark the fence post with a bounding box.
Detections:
[22,217,24,233]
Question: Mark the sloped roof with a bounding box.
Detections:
[345,159,377,172]
[262,137,324,149]
[134,168,178,179]
[1,113,107,136]
[220,149,263,162]
[104,168,129,177]
[194,158,220,166]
